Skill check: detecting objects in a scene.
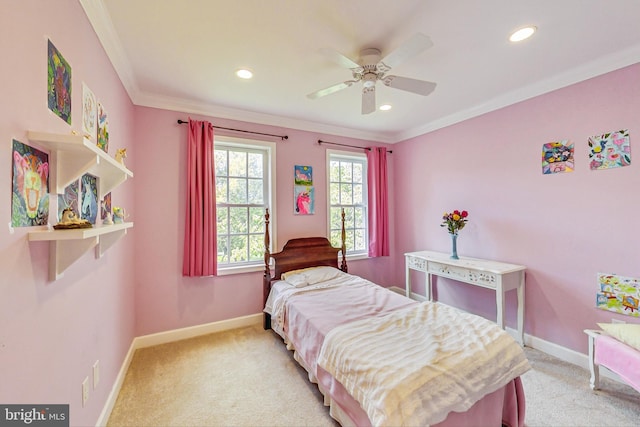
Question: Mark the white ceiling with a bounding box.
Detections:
[82,0,640,143]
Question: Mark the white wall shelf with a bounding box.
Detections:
[29,223,133,281]
[25,130,134,280]
[27,130,133,199]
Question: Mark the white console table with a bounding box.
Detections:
[405,251,526,345]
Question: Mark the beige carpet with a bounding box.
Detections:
[107,324,639,427]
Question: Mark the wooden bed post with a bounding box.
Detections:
[340,208,348,273]
[263,208,272,330]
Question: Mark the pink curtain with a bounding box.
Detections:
[182,119,217,276]
[366,147,389,257]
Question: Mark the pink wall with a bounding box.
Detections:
[132,107,396,336]
[392,63,640,353]
[0,1,136,425]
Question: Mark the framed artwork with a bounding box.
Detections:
[588,129,631,170]
[58,179,80,222]
[294,165,313,185]
[101,192,112,221]
[542,140,574,174]
[82,83,97,141]
[80,174,98,224]
[12,139,50,227]
[294,185,314,215]
[596,273,640,318]
[47,39,72,125]
[97,102,109,153]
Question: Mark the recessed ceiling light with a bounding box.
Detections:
[379,104,392,111]
[236,69,253,79]
[509,26,537,42]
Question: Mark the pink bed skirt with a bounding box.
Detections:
[316,365,526,427]
[595,334,640,393]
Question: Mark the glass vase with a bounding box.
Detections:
[450,233,459,260]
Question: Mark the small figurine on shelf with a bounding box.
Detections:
[113,206,128,224]
[101,200,113,225]
[54,208,92,229]
[115,148,127,166]
[103,211,113,225]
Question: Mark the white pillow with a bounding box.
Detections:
[281,266,344,287]
[282,273,308,288]
[303,266,344,285]
[598,323,640,351]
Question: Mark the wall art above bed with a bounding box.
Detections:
[294,165,314,215]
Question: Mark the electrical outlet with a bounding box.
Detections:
[93,360,100,389]
[612,318,626,324]
[82,377,89,407]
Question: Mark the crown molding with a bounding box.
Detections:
[79,0,139,102]
[398,45,640,142]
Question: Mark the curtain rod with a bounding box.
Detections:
[177,119,288,140]
[317,139,392,153]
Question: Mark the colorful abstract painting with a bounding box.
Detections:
[101,192,112,221]
[57,180,79,222]
[294,185,314,215]
[294,165,313,185]
[588,129,631,170]
[542,140,574,174]
[81,174,98,224]
[97,102,109,153]
[82,83,97,141]
[596,273,640,318]
[47,39,71,124]
[12,140,49,227]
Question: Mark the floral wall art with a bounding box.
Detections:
[294,165,314,215]
[542,140,574,174]
[588,129,631,170]
[596,273,640,317]
[47,39,71,125]
[12,140,50,227]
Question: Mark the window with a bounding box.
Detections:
[327,150,368,256]
[215,137,275,272]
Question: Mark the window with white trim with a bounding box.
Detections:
[215,137,275,271]
[327,150,368,255]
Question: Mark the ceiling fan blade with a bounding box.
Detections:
[377,33,434,72]
[382,75,437,96]
[362,86,376,115]
[307,80,357,99]
[319,48,362,70]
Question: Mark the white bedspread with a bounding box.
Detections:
[317,301,531,427]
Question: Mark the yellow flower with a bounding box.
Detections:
[452,214,460,221]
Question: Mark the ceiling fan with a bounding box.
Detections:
[307,33,437,114]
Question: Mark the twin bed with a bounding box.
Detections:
[262,211,530,426]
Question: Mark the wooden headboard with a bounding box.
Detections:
[262,208,347,329]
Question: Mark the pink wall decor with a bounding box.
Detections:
[542,141,574,174]
[588,129,630,170]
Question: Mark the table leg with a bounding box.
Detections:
[405,261,411,298]
[517,274,525,345]
[496,281,505,330]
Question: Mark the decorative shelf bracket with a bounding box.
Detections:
[49,237,99,281]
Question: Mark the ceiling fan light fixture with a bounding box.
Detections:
[509,26,537,42]
[235,69,253,79]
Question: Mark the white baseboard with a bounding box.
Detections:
[96,313,263,426]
